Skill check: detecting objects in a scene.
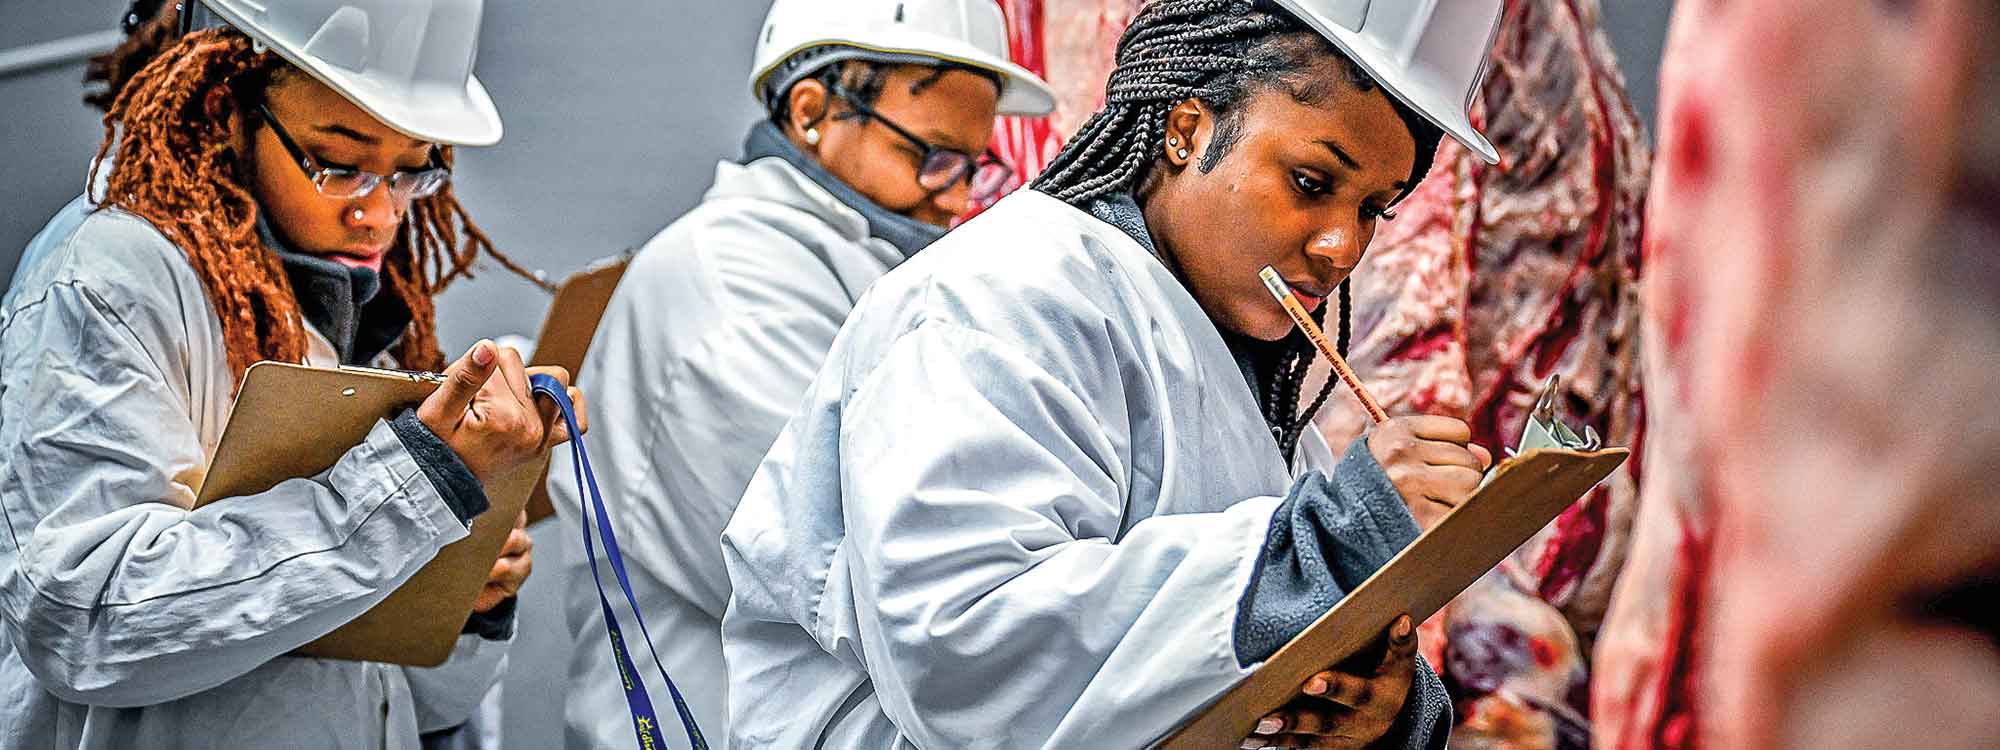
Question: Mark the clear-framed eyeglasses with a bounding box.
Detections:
[258,103,451,203]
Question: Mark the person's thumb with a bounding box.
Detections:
[418,340,498,433]
[1379,614,1418,674]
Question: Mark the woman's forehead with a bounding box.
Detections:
[266,73,432,152]
[1239,76,1416,172]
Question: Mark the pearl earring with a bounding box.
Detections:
[352,209,366,222]
[805,128,821,146]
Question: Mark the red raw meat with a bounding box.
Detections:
[1595,2,2000,749]
[1443,569,1593,750]
[1307,0,1651,746]
[971,0,1140,220]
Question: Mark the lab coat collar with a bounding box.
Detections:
[740,121,947,259]
[1083,191,1305,459]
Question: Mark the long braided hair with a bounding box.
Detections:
[84,0,178,112]
[1032,0,1443,457]
[88,27,550,383]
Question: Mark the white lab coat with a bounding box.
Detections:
[0,195,507,750]
[720,189,1352,749]
[547,155,907,749]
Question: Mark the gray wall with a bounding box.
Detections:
[1603,0,1674,129]
[0,2,1671,749]
[1,1,129,279]
[0,0,771,345]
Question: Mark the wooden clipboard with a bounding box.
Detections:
[196,362,546,667]
[1159,447,1629,748]
[523,255,631,524]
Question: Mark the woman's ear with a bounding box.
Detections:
[787,79,831,152]
[229,108,252,162]
[1163,99,1204,169]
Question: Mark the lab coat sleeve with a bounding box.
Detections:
[403,632,510,733]
[0,280,471,707]
[1235,440,1450,749]
[657,310,845,606]
[832,320,1286,748]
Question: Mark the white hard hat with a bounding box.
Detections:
[1267,0,1503,165]
[190,0,503,146]
[750,0,1056,118]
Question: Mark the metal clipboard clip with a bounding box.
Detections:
[1514,374,1602,456]
[1481,376,1601,488]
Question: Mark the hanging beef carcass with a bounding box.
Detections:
[989,3,1652,747]
[1593,2,2000,749]
[1442,569,1594,750]
[1308,0,1650,643]
[1305,0,1651,746]
[979,0,1141,213]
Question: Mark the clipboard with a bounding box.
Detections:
[523,255,631,524]
[196,361,546,666]
[1159,446,1629,748]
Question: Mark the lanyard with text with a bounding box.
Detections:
[533,374,707,750]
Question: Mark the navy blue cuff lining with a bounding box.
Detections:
[462,595,517,641]
[1232,436,1451,746]
[1336,435,1425,554]
[1233,436,1423,666]
[388,408,489,527]
[1380,655,1455,750]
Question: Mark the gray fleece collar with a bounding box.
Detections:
[257,214,410,365]
[742,121,947,258]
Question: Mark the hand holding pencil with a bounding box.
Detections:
[1258,266,1490,529]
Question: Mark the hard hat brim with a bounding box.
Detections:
[203,1,504,147]
[751,29,1056,118]
[1267,0,1502,165]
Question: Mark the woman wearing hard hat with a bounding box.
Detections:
[543,0,1053,747]
[720,0,1505,748]
[0,2,577,748]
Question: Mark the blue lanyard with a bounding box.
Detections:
[532,374,707,750]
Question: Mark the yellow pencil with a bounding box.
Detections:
[1259,266,1390,425]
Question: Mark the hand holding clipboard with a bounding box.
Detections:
[414,341,586,485]
[197,342,582,666]
[1179,277,1629,749]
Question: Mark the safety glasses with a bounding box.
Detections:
[827,84,1013,201]
[258,104,451,203]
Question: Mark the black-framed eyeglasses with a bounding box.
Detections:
[826,84,1014,202]
[258,104,451,203]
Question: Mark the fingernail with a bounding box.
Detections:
[1304,677,1327,696]
[1241,739,1269,749]
[472,341,494,366]
[1255,717,1283,735]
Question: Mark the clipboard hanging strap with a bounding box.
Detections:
[532,374,708,750]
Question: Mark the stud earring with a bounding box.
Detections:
[1177,149,1190,160]
[1168,137,1180,148]
[352,209,366,222]
[805,128,821,146]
